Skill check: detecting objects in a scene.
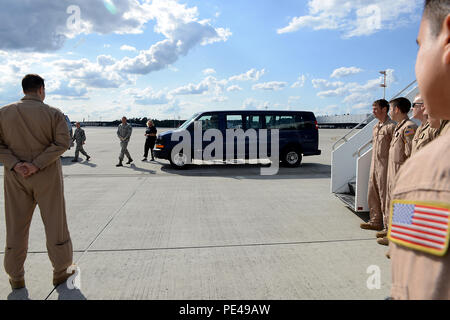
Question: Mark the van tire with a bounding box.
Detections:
[281,147,302,167]
[169,152,189,169]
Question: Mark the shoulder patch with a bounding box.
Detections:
[404,128,415,136]
[388,200,450,256]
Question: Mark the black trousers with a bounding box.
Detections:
[144,138,156,158]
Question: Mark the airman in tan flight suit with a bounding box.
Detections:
[0,74,75,290]
[389,0,450,299]
[380,97,417,246]
[411,95,438,154]
[360,100,396,232]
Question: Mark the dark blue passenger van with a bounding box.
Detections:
[154,110,321,169]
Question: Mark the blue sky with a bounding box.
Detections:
[0,0,423,121]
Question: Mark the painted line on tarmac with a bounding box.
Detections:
[43,175,150,300]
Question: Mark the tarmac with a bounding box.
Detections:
[0,127,391,300]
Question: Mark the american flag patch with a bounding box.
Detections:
[388,200,450,256]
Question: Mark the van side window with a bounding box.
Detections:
[227,115,243,129]
[298,114,315,130]
[198,115,220,130]
[265,115,303,130]
[244,115,262,129]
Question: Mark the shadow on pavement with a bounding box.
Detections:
[128,163,156,174]
[56,285,88,300]
[7,288,31,300]
[160,161,331,180]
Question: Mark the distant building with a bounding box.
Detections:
[316,114,373,129]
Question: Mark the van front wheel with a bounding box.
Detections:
[281,148,302,167]
[169,152,189,169]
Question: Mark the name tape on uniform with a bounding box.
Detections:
[388,200,450,256]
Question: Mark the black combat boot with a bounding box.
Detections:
[126,158,133,164]
[116,161,123,167]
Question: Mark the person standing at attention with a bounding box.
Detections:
[0,74,75,289]
[388,0,450,299]
[360,99,396,237]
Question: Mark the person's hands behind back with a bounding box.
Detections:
[14,162,40,178]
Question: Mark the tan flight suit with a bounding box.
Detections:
[411,121,438,155]
[367,118,396,227]
[0,95,73,282]
[384,119,418,228]
[389,122,450,299]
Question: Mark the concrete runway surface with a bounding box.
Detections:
[0,128,391,300]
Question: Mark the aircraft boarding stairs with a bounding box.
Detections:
[331,81,419,212]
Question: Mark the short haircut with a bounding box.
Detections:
[373,99,390,113]
[390,97,412,114]
[424,0,450,36]
[22,74,45,93]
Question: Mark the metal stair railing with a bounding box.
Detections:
[332,114,374,151]
[332,80,418,152]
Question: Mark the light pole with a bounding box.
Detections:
[379,70,387,100]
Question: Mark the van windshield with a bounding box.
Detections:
[178,113,200,130]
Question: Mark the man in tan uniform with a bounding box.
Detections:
[389,0,450,299]
[0,74,75,289]
[360,99,396,232]
[411,94,438,154]
[380,97,417,246]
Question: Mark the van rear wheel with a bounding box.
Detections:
[281,148,302,167]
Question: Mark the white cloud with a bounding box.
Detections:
[291,74,306,88]
[229,68,265,82]
[252,81,288,91]
[317,87,349,98]
[242,98,270,110]
[330,67,363,78]
[115,0,231,75]
[312,79,345,90]
[120,45,137,52]
[124,88,171,105]
[203,68,216,75]
[0,0,155,51]
[97,55,116,66]
[343,92,372,104]
[49,80,88,98]
[210,96,228,103]
[169,76,226,96]
[277,0,421,38]
[226,85,242,92]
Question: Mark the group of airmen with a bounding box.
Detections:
[357,0,450,299]
[69,116,152,168]
[361,95,446,248]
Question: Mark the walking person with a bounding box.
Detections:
[72,122,91,162]
[142,120,157,161]
[116,116,133,167]
[0,74,75,289]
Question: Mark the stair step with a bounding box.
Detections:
[348,181,356,196]
[336,193,356,211]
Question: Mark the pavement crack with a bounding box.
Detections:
[15,238,376,257]
[43,176,149,300]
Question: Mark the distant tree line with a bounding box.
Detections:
[110,117,186,128]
